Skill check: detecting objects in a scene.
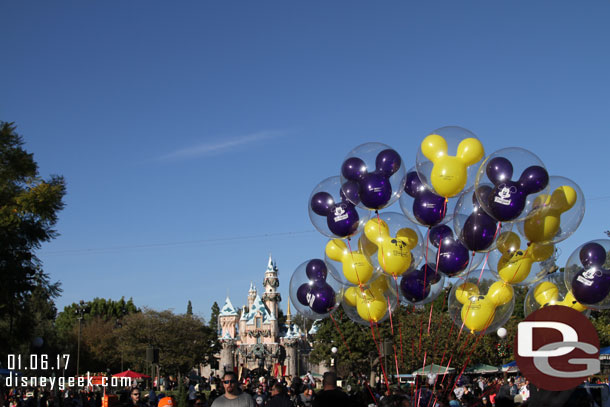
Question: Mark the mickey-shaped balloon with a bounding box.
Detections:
[355,275,394,323]
[296,259,337,314]
[403,171,448,227]
[458,186,500,252]
[533,281,586,312]
[342,148,403,210]
[570,242,610,306]
[325,238,375,285]
[429,225,471,276]
[420,134,484,198]
[523,185,577,243]
[364,218,418,277]
[454,281,514,333]
[310,182,361,238]
[482,157,549,222]
[400,263,442,303]
[495,231,554,285]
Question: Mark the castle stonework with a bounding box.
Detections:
[218,255,309,378]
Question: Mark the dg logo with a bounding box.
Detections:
[515,305,600,391]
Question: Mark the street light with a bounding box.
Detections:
[331,347,338,373]
[75,300,88,376]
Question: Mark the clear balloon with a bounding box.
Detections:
[519,175,585,245]
[399,253,445,306]
[487,231,557,286]
[564,240,610,310]
[448,269,515,334]
[309,176,371,238]
[475,147,549,224]
[340,142,406,210]
[289,259,343,320]
[362,211,424,278]
[399,167,456,228]
[341,274,399,325]
[416,126,485,198]
[524,272,588,317]
[453,186,510,253]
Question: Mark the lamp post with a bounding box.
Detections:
[331,347,338,373]
[75,300,88,376]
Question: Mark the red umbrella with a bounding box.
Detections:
[113,370,151,379]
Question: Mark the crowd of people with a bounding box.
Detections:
[1,371,608,407]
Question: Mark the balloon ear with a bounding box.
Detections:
[456,138,484,166]
[530,242,554,262]
[325,239,347,262]
[376,149,402,177]
[358,233,378,257]
[486,157,513,186]
[421,134,448,163]
[344,286,360,307]
[429,225,453,247]
[404,171,424,197]
[455,282,479,304]
[534,282,559,306]
[548,185,577,213]
[496,231,521,255]
[311,191,334,216]
[396,227,418,249]
[487,281,513,306]
[518,166,549,194]
[474,185,493,207]
[342,157,367,181]
[364,219,389,243]
[340,181,361,205]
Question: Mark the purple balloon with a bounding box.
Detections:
[460,186,499,252]
[342,157,367,181]
[340,181,360,205]
[485,157,549,222]
[307,282,336,314]
[311,192,334,216]
[580,242,606,268]
[306,259,327,282]
[296,283,310,306]
[405,172,447,227]
[400,264,438,302]
[430,225,470,276]
[572,269,610,305]
[375,149,402,177]
[357,172,392,209]
[326,202,360,237]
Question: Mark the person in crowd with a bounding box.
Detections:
[312,372,348,407]
[125,389,146,407]
[297,386,313,407]
[265,383,291,407]
[210,372,254,407]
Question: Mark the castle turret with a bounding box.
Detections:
[218,296,239,340]
[248,281,257,309]
[262,254,281,318]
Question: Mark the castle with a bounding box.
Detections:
[217,255,314,378]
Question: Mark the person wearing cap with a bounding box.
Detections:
[211,372,254,407]
[158,397,175,407]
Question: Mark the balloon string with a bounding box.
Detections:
[346,237,364,290]
[370,320,390,393]
[329,312,352,355]
[393,344,400,380]
[364,381,378,406]
[441,197,448,220]
[416,351,428,407]
[376,211,387,274]
[387,295,394,335]
[426,237,443,334]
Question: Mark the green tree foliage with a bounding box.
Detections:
[0,121,66,361]
[209,302,220,333]
[118,309,217,376]
[187,301,193,316]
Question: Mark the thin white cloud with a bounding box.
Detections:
[159,130,285,161]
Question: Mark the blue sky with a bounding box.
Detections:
[2,1,610,322]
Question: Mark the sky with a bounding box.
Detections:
[2,1,610,322]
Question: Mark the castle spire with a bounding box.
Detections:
[286,300,292,326]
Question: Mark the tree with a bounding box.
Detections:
[187,301,193,316]
[0,121,66,361]
[209,302,220,333]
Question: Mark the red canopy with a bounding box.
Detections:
[113,370,150,379]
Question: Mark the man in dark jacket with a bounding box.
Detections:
[312,372,349,407]
[266,384,292,407]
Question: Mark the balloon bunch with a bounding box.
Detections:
[292,124,610,339]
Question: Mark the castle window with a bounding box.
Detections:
[256,318,261,328]
[257,337,262,344]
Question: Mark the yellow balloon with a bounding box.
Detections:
[461,297,496,333]
[356,290,387,323]
[487,281,513,306]
[524,186,577,243]
[325,239,374,285]
[533,282,587,312]
[344,286,360,307]
[369,274,391,297]
[358,233,378,258]
[421,134,484,198]
[364,219,416,277]
[496,232,554,284]
[455,282,479,304]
